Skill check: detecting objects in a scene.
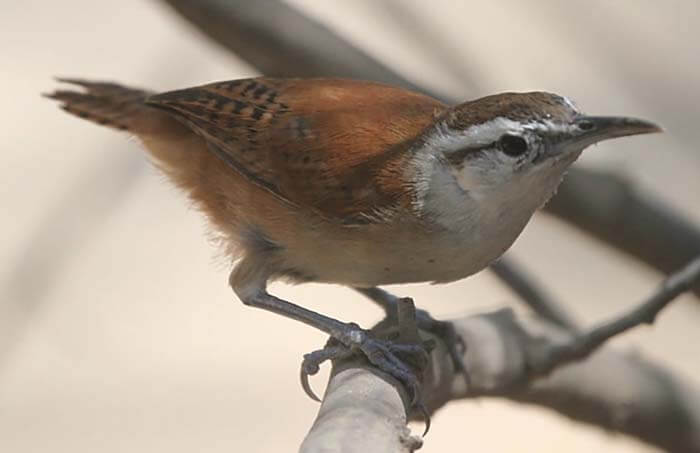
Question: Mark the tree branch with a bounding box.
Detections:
[300,364,422,453]
[546,167,700,298]
[157,0,438,98]
[301,297,426,453]
[302,257,700,452]
[535,256,700,374]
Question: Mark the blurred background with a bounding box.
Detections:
[2,1,699,451]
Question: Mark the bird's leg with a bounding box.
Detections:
[230,271,430,408]
[355,287,470,384]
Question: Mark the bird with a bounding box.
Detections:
[46,76,661,406]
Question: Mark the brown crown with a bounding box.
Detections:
[444,92,579,130]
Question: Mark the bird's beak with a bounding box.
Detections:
[559,116,662,152]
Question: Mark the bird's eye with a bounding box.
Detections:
[498,134,528,157]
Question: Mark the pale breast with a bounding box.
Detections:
[276,210,529,287]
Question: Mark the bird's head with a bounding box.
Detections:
[421,92,661,208]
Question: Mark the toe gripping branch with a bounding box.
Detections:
[300,298,434,435]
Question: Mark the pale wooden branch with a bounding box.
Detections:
[301,298,426,453]
[300,365,422,453]
[301,257,700,452]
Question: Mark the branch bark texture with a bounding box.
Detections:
[302,257,700,452]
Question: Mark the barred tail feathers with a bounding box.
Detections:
[45,78,160,134]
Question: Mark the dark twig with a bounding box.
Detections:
[490,258,580,331]
[157,0,441,99]
[535,256,700,375]
[363,0,482,96]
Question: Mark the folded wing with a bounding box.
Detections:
[146,77,446,224]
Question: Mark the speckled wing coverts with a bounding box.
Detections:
[146,78,447,224]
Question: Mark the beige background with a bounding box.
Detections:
[2,1,699,451]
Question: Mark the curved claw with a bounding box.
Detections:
[300,367,321,402]
[300,327,433,436]
[300,350,326,403]
[299,345,353,403]
[418,403,431,437]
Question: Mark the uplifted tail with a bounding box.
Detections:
[46,77,209,179]
[45,78,162,134]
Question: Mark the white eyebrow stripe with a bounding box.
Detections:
[423,117,522,153]
[464,117,523,145]
[422,115,579,156]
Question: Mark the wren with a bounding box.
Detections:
[47,77,661,408]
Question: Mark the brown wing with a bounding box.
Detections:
[145,77,446,223]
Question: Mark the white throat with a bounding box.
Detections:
[410,146,574,234]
